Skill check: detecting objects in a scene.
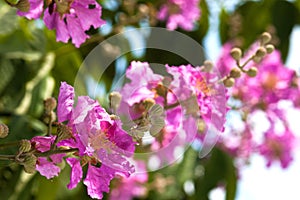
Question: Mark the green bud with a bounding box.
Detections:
[197,119,206,133]
[261,32,272,45]
[44,97,57,112]
[43,111,56,124]
[109,91,122,112]
[19,139,31,153]
[56,123,73,141]
[23,154,37,174]
[223,78,235,88]
[246,67,258,77]
[156,83,168,97]
[265,44,275,54]
[230,48,242,61]
[253,55,262,63]
[56,0,73,15]
[203,60,214,72]
[15,0,30,12]
[230,67,242,78]
[0,123,9,138]
[255,47,267,58]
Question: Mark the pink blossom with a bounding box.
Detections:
[31,136,65,179]
[259,128,295,168]
[43,0,105,47]
[110,162,148,200]
[57,82,136,199]
[157,0,201,31]
[121,61,163,107]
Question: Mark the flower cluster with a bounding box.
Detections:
[17,0,105,47]
[31,82,136,199]
[217,39,299,168]
[157,0,201,31]
[117,61,227,164]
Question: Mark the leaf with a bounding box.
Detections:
[0,5,18,35]
[271,0,298,61]
[194,148,237,200]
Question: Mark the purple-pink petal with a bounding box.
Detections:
[57,82,75,122]
[36,157,61,179]
[84,164,116,199]
[66,158,83,189]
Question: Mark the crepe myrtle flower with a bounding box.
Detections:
[259,127,295,168]
[157,0,201,31]
[16,0,105,47]
[54,82,136,199]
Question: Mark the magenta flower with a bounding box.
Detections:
[259,128,295,168]
[121,61,163,107]
[110,162,148,200]
[157,0,201,31]
[57,82,135,199]
[31,136,65,179]
[43,0,105,47]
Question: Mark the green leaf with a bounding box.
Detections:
[0,5,18,35]
[194,148,237,200]
[271,0,298,61]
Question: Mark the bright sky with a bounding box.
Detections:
[203,1,300,199]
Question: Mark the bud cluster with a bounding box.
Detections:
[222,32,274,88]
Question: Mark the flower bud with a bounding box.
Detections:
[253,55,262,63]
[255,47,267,58]
[197,119,206,133]
[261,32,272,45]
[143,98,156,111]
[23,154,37,174]
[230,48,242,61]
[44,97,57,112]
[43,111,56,124]
[19,139,31,153]
[109,91,122,112]
[0,123,9,138]
[230,67,242,78]
[265,44,275,54]
[203,60,214,72]
[12,0,30,12]
[56,123,73,141]
[56,0,73,15]
[138,4,149,16]
[223,78,235,88]
[246,67,258,77]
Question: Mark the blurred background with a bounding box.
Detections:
[0,0,300,199]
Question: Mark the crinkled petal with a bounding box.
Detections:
[66,158,83,189]
[84,164,115,199]
[36,158,61,179]
[66,15,90,48]
[31,136,55,152]
[73,2,105,30]
[57,82,75,122]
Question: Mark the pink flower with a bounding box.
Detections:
[121,61,163,107]
[43,0,105,47]
[31,136,65,179]
[217,42,296,108]
[57,82,136,199]
[259,128,295,168]
[157,0,201,31]
[110,162,148,200]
